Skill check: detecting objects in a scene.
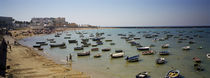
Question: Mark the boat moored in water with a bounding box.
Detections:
[125,55,139,62]
[77,51,90,56]
[207,53,210,59]
[162,44,170,48]
[182,46,190,50]
[165,70,181,78]
[193,57,201,63]
[156,57,166,64]
[159,51,169,55]
[137,47,150,51]
[102,48,111,51]
[142,50,154,55]
[110,52,124,58]
[136,72,149,78]
[50,42,65,47]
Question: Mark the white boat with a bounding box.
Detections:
[182,46,190,50]
[137,47,150,50]
[207,53,210,59]
[110,52,124,58]
[162,44,170,48]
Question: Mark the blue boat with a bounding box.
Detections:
[125,55,139,62]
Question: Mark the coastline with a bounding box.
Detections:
[5,27,108,78]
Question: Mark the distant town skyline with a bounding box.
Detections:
[0,0,209,26]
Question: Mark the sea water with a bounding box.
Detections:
[19,28,210,78]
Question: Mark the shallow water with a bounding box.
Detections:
[19,28,210,78]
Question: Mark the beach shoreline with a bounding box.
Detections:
[5,27,111,78]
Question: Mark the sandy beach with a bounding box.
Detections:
[5,28,96,78]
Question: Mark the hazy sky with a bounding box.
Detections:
[0,0,209,26]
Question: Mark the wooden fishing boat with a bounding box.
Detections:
[134,37,141,40]
[77,51,90,56]
[33,44,41,48]
[162,44,170,48]
[142,50,154,55]
[68,40,78,43]
[207,53,210,59]
[137,47,150,51]
[50,40,56,43]
[136,72,149,78]
[105,40,112,42]
[92,44,98,47]
[110,52,124,58]
[46,38,54,41]
[64,37,71,39]
[125,55,139,62]
[165,70,180,78]
[156,57,166,64]
[115,50,123,53]
[38,47,43,50]
[194,64,204,71]
[94,54,101,58]
[50,42,65,47]
[91,48,99,51]
[182,46,190,50]
[74,47,84,50]
[102,48,111,51]
[110,43,115,45]
[193,57,201,63]
[159,51,169,55]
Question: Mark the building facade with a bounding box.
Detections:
[0,16,14,28]
[30,17,67,26]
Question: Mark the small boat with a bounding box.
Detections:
[96,41,103,45]
[91,48,99,51]
[68,40,78,43]
[102,48,111,51]
[50,40,56,43]
[74,47,84,50]
[50,42,65,47]
[110,52,124,58]
[77,51,90,56]
[110,43,115,45]
[136,72,149,78]
[207,53,210,59]
[137,47,150,51]
[194,64,204,71]
[33,44,41,48]
[64,37,71,39]
[165,70,180,78]
[94,54,101,58]
[125,55,139,62]
[60,45,67,49]
[38,47,43,50]
[189,41,195,44]
[182,46,190,50]
[105,40,112,42]
[134,37,141,40]
[159,51,169,55]
[156,57,166,64]
[46,38,54,41]
[162,44,170,48]
[92,44,97,47]
[115,50,123,53]
[193,57,201,63]
[36,41,46,44]
[198,46,203,49]
[142,50,154,55]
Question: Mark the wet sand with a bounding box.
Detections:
[5,28,96,78]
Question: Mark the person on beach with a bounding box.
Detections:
[69,53,72,61]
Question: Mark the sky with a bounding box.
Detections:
[0,0,209,26]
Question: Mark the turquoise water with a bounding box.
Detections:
[19,28,210,78]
